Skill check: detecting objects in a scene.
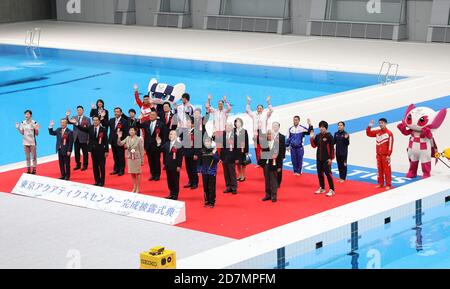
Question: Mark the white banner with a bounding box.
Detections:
[11,174,186,225]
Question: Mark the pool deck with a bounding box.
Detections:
[0,20,449,268]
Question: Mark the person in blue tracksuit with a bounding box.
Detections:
[199,137,220,208]
[286,116,313,175]
[334,121,350,182]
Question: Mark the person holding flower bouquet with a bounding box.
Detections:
[49,118,74,180]
[117,127,145,193]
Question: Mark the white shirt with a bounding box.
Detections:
[115,117,121,129]
[246,104,273,134]
[20,120,37,146]
[94,126,99,138]
[209,103,231,132]
[149,120,156,135]
[169,140,176,150]
[176,103,193,129]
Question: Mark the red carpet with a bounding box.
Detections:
[0,156,386,239]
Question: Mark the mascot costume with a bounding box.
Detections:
[397,104,447,178]
[134,78,186,121]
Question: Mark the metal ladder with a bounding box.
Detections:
[25,28,41,48]
[378,61,399,85]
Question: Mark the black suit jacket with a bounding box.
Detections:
[179,128,202,157]
[234,128,249,155]
[158,111,177,141]
[90,108,109,128]
[162,141,183,170]
[77,125,109,153]
[108,117,129,145]
[49,127,74,154]
[259,134,285,170]
[139,119,166,152]
[220,131,238,163]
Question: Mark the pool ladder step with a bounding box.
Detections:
[25,28,41,48]
[378,61,399,85]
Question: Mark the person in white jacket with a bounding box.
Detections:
[246,95,273,166]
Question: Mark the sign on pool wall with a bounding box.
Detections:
[11,174,186,225]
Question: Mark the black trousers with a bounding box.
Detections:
[147,148,161,178]
[74,139,89,167]
[166,169,180,199]
[91,149,106,184]
[111,144,125,173]
[336,154,348,180]
[202,174,216,205]
[222,162,237,192]
[185,155,199,186]
[317,160,335,190]
[277,170,283,188]
[263,165,278,200]
[58,150,70,179]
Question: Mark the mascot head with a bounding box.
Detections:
[402,104,447,132]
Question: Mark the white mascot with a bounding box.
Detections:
[397,104,447,178]
[147,78,186,105]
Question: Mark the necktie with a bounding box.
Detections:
[78,116,81,125]
[95,127,98,138]
[115,118,119,128]
[151,121,155,135]
[166,113,169,125]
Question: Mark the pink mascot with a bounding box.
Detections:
[397,104,447,178]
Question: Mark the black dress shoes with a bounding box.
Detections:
[262,196,271,201]
[74,165,81,171]
[81,167,88,171]
[110,171,118,175]
[190,185,198,190]
[59,176,65,180]
[118,172,124,176]
[183,183,192,188]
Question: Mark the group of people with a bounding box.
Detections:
[15,85,396,207]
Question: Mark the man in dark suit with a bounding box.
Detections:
[127,109,140,137]
[109,107,128,176]
[158,102,177,142]
[272,122,286,188]
[259,130,283,202]
[180,117,201,189]
[139,111,166,181]
[66,106,91,171]
[159,130,183,200]
[71,116,109,186]
[49,118,74,180]
[221,123,238,194]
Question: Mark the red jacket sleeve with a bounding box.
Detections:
[366,126,377,137]
[135,91,143,108]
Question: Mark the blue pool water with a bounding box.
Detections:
[285,202,450,269]
[0,44,383,166]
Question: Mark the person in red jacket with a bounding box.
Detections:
[133,84,155,122]
[366,118,394,190]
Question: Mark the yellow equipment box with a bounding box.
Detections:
[140,246,176,269]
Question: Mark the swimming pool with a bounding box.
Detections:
[285,201,450,269]
[0,44,383,166]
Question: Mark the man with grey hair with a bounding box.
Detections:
[272,122,286,188]
[260,129,283,202]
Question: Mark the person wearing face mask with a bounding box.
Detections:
[71,116,109,186]
[117,127,145,193]
[310,121,335,197]
[49,118,74,181]
[198,137,220,208]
